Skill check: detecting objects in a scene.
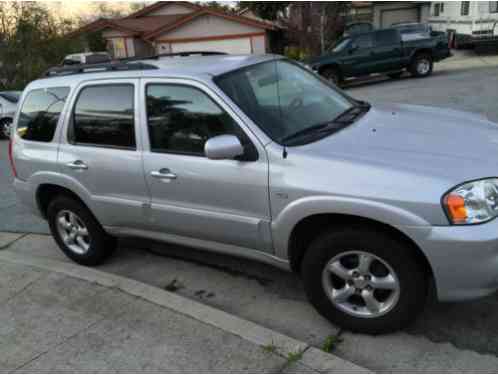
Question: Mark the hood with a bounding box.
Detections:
[298,103,498,183]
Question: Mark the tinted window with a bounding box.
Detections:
[72,85,135,149]
[375,30,400,46]
[146,84,249,156]
[17,87,69,142]
[354,34,374,49]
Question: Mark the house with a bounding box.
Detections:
[70,1,276,58]
[345,2,431,28]
[428,2,498,48]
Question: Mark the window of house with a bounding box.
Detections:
[112,38,127,58]
[146,84,251,157]
[17,87,70,142]
[490,1,498,13]
[461,1,470,15]
[71,84,135,149]
[433,3,441,16]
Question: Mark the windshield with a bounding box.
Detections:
[331,38,351,52]
[215,60,354,145]
[0,91,20,103]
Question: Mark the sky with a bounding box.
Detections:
[43,1,142,18]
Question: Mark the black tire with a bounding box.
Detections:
[409,53,433,78]
[47,195,117,266]
[0,118,11,139]
[321,67,341,86]
[301,226,427,334]
[387,72,403,79]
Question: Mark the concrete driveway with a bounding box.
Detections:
[3,53,498,371]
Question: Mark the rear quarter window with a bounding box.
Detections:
[17,87,70,142]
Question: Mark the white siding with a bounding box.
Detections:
[251,35,266,53]
[157,14,262,40]
[148,3,194,16]
[170,38,252,54]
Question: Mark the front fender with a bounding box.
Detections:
[271,195,431,259]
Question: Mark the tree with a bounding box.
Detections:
[0,2,83,89]
[239,2,290,21]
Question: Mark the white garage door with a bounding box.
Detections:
[381,7,419,28]
[171,37,252,54]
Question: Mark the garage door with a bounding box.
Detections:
[381,7,419,28]
[171,37,252,54]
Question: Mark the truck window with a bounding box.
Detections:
[375,30,400,46]
[353,34,374,49]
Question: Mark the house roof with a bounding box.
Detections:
[69,1,275,40]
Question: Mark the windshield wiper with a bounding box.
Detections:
[333,101,371,124]
[280,121,342,145]
[280,101,371,146]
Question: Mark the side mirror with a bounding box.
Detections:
[205,135,244,160]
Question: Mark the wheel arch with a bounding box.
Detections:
[286,213,435,286]
[410,48,433,62]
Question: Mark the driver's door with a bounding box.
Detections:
[140,79,272,252]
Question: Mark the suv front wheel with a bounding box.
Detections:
[301,227,427,334]
[47,196,117,266]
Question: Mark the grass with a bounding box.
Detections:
[285,350,304,365]
[322,330,344,353]
[262,342,277,354]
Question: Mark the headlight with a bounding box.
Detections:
[443,178,498,225]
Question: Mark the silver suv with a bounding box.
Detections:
[11,54,498,334]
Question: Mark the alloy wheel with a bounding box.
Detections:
[321,250,400,318]
[56,210,91,255]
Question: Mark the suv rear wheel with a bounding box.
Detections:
[301,227,427,334]
[47,196,116,266]
[410,53,433,78]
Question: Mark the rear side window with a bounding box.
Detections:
[17,87,69,142]
[375,30,400,46]
[71,84,135,149]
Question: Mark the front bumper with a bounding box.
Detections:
[404,220,498,301]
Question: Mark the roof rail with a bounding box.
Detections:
[43,61,159,78]
[119,51,228,62]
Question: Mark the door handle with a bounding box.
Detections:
[67,160,88,170]
[151,168,177,180]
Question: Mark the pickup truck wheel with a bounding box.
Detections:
[321,67,341,86]
[301,227,427,334]
[47,196,117,266]
[410,54,433,77]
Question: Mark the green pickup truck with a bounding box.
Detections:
[307,28,452,85]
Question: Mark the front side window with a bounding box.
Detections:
[72,84,135,149]
[215,60,353,145]
[146,84,250,156]
[17,87,70,142]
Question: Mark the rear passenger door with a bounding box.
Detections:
[372,30,403,73]
[58,79,149,229]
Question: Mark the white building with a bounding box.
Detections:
[428,1,498,47]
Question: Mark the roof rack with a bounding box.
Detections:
[43,61,158,78]
[119,51,228,62]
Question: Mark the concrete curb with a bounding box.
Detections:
[0,244,371,373]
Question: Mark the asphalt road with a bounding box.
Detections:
[3,59,498,371]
